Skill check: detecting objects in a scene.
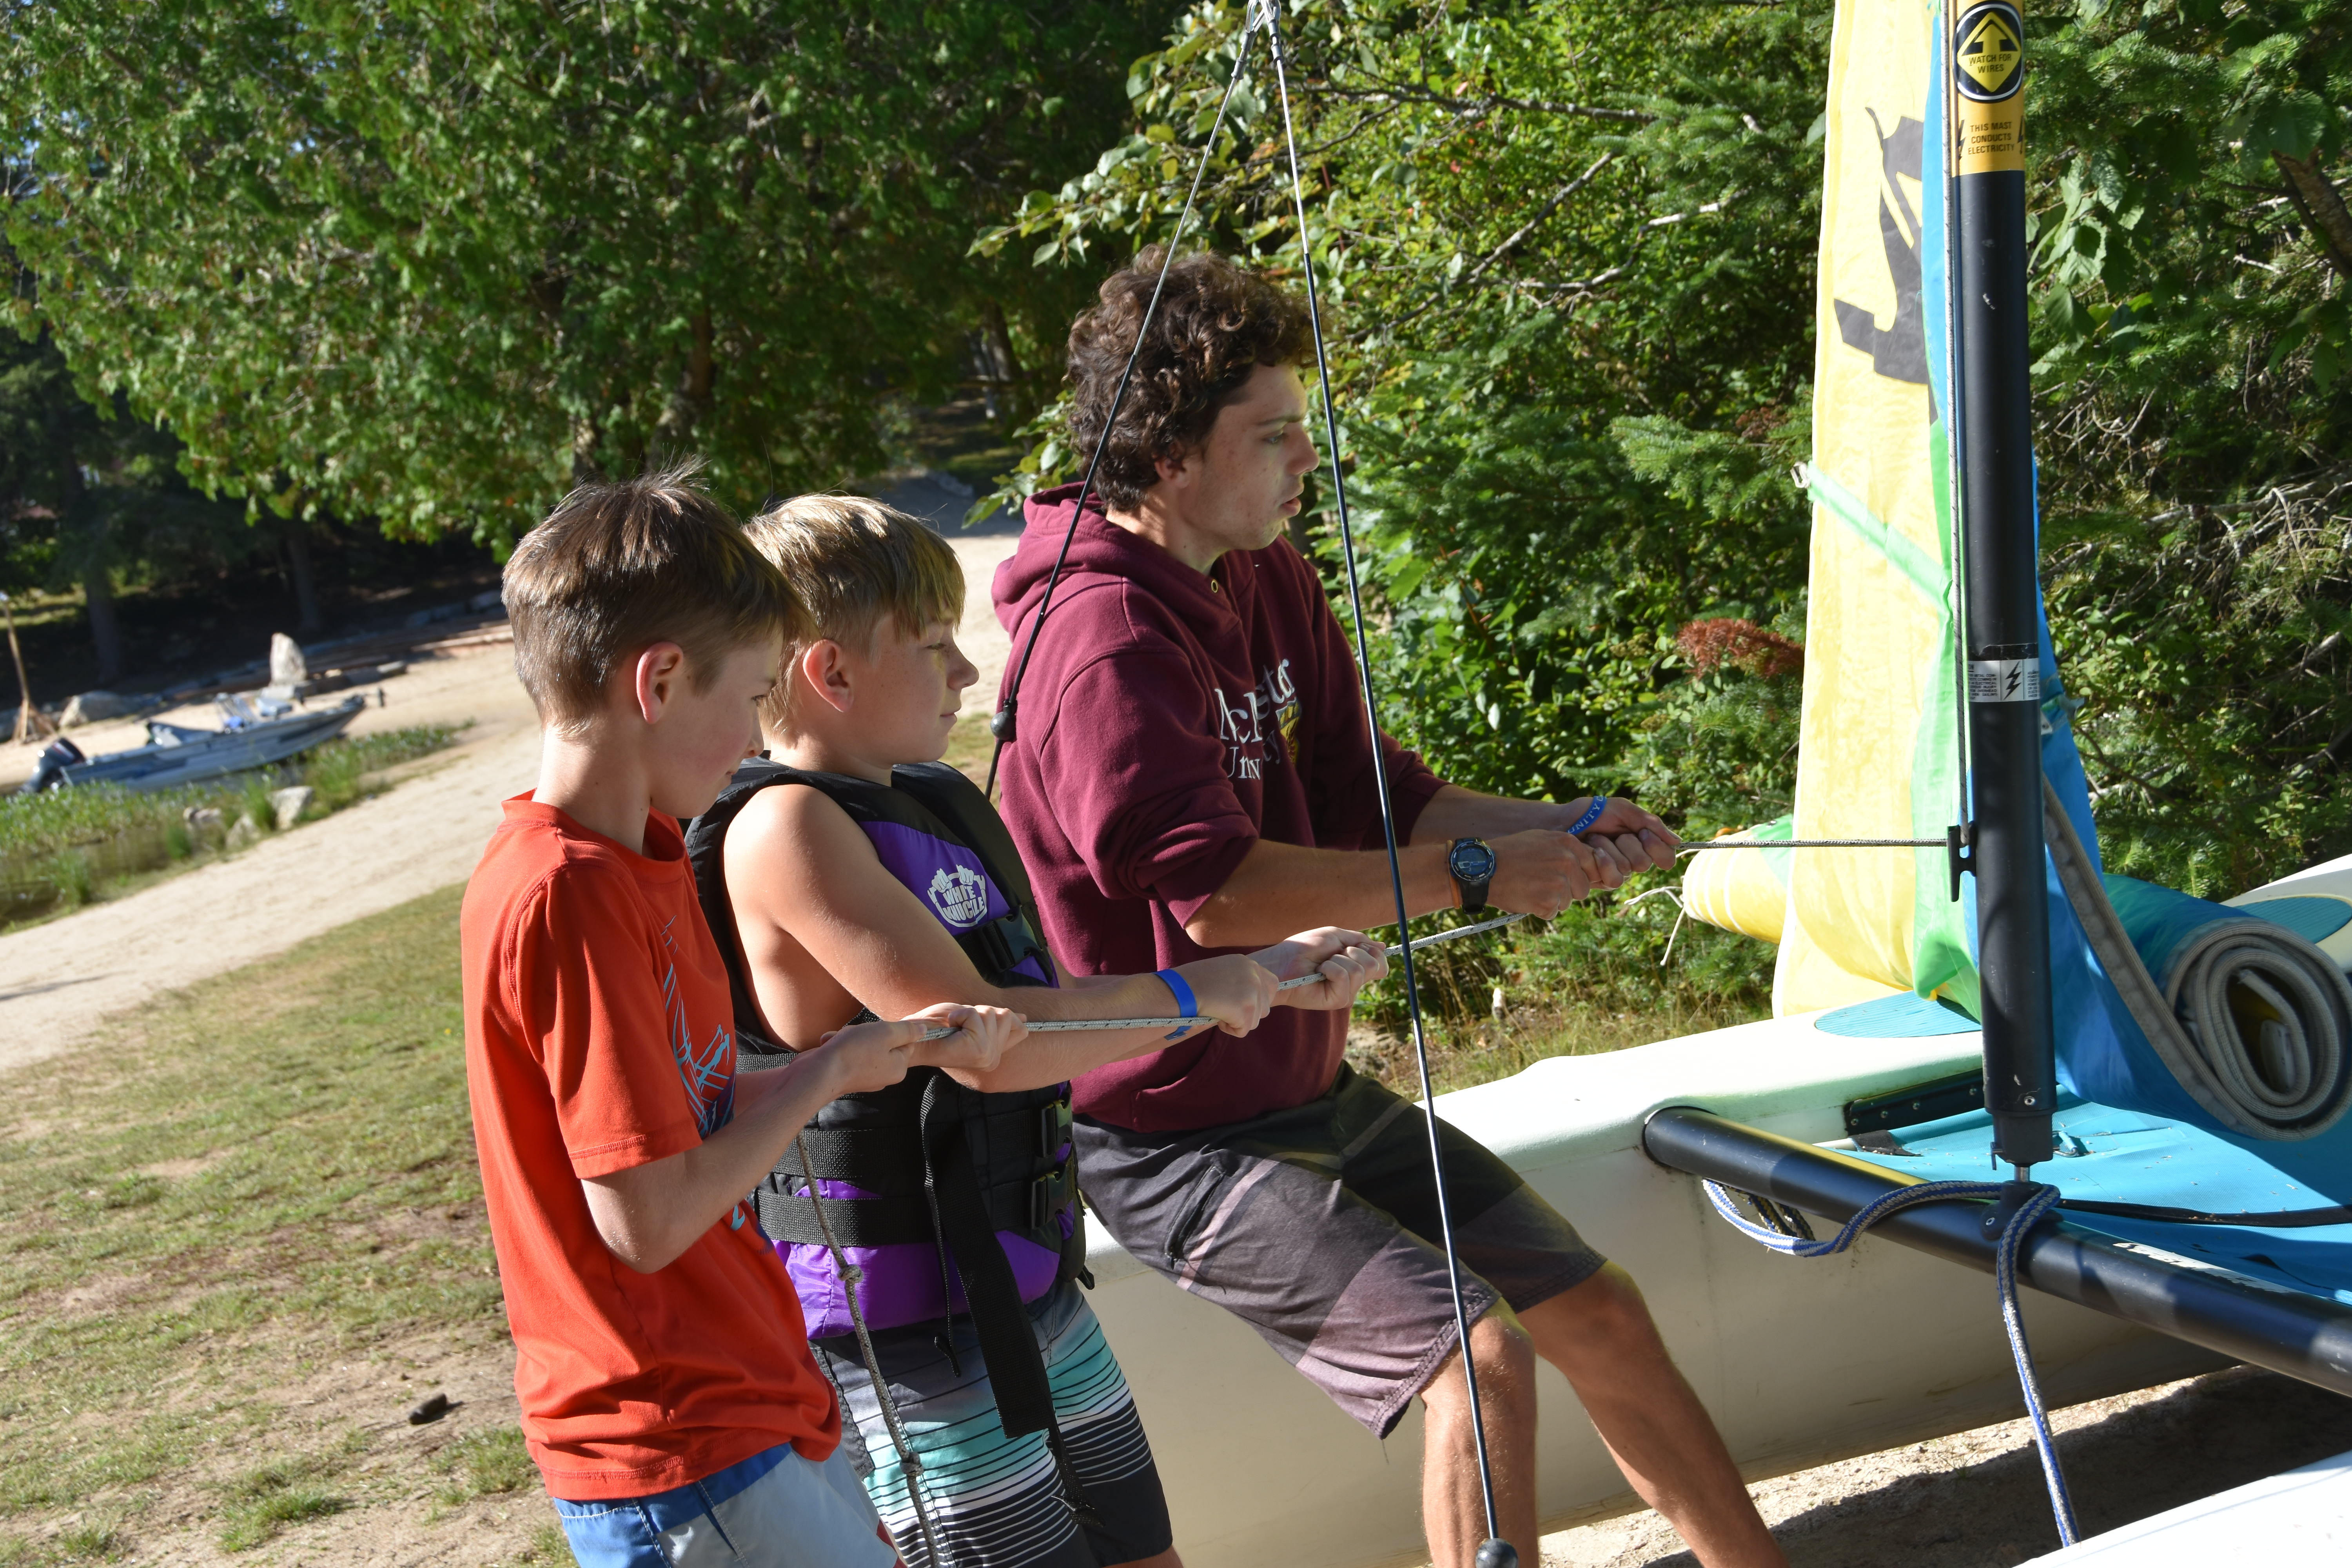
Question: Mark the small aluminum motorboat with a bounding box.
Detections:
[45,695,367,793]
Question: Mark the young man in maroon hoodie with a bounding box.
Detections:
[990,249,1787,1568]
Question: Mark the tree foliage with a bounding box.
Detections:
[4,0,1167,547]
[993,0,2352,895]
[3,230,260,681]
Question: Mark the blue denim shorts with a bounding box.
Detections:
[552,1440,898,1568]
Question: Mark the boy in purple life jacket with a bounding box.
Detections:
[682,495,1384,1568]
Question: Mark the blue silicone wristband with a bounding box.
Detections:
[1156,968,1200,1018]
[1568,795,1608,835]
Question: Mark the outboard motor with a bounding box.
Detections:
[19,735,85,793]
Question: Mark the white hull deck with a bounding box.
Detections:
[1088,1013,2221,1568]
[2019,1446,2351,1563]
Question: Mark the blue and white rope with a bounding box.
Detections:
[1701,1178,2080,1547]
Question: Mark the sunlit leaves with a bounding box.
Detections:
[4,0,1160,546]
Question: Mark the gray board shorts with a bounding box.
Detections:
[1073,1062,1608,1438]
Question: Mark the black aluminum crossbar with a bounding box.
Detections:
[1641,1105,2352,1397]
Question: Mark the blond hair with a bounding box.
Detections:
[503,462,803,732]
[742,494,965,733]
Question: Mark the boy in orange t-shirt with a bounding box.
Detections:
[460,465,1019,1567]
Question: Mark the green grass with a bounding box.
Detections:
[941,711,993,785]
[0,722,459,926]
[217,1459,348,1551]
[520,1523,578,1565]
[433,1426,535,1507]
[0,884,511,1558]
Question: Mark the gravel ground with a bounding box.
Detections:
[1535,1364,2352,1565]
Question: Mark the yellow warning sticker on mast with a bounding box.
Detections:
[1952,1,2024,174]
[1955,5,2021,97]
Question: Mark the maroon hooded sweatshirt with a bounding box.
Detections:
[991,483,1445,1134]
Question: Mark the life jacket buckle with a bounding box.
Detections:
[1030,1159,1074,1231]
[1038,1096,1074,1158]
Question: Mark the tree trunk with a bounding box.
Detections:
[656,310,716,449]
[2274,151,2352,284]
[83,561,122,684]
[981,301,1031,427]
[285,525,323,634]
[571,416,605,486]
[54,457,122,683]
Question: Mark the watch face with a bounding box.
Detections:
[1450,840,1497,882]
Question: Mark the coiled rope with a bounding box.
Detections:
[1701,1178,2080,1548]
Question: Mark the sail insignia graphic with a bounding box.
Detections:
[1831,109,1931,394]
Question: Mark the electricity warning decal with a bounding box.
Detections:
[1953,4,2023,103]
[1968,659,2040,705]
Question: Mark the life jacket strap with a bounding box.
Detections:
[755,1155,1078,1248]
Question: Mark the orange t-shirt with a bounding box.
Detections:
[460,794,839,1499]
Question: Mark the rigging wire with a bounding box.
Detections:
[985,29,1259,799]
[1675,838,1945,852]
[1938,15,1978,895]
[1260,8,1513,1561]
[1702,1178,2080,1546]
[794,1132,953,1568]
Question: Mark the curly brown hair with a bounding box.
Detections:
[1065,247,1316,509]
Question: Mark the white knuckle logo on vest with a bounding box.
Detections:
[926,864,992,928]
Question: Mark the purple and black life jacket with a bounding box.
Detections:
[685,759,1090,1448]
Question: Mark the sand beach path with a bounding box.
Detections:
[0,535,1020,1078]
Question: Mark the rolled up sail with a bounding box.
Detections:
[1680,820,1793,945]
[2044,789,2352,1140]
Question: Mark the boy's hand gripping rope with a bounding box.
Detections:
[1702,1178,2081,1547]
[906,913,1526,1041]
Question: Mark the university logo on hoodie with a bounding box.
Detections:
[1215,659,1301,780]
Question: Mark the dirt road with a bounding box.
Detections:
[0,536,1019,1078]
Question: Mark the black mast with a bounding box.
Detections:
[1949,0,2054,1174]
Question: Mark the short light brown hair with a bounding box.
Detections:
[1065,246,1316,509]
[741,494,965,733]
[503,462,802,731]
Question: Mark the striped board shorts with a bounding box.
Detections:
[817,1278,1172,1568]
[1074,1062,1608,1439]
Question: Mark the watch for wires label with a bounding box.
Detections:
[1969,658,2040,704]
[1952,2,2025,175]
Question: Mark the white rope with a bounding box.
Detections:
[911,913,1528,1040]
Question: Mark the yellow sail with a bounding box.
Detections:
[1775,0,1976,1015]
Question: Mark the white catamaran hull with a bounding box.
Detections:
[1088,1015,2222,1568]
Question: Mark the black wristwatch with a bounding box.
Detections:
[1447,837,1497,915]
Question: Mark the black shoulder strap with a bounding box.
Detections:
[684,759,802,1056]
